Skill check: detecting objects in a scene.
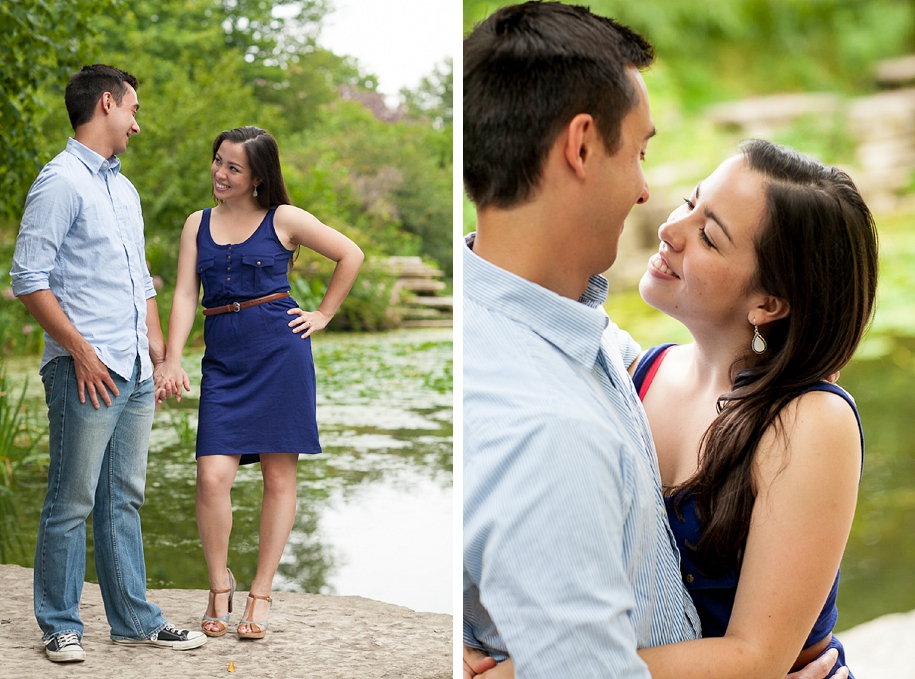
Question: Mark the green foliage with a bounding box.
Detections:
[290,256,398,332]
[3,1,451,345]
[463,0,915,108]
[0,0,119,219]
[401,58,454,130]
[0,372,43,493]
[286,98,452,275]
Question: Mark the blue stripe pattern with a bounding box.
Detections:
[11,138,156,381]
[463,237,700,679]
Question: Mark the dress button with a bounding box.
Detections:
[227,277,231,281]
[685,573,695,583]
[256,260,261,266]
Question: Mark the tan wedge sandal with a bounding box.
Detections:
[237,594,273,639]
[201,568,235,637]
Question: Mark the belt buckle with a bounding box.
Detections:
[232,302,241,312]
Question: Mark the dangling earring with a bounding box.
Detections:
[253,186,258,197]
[751,324,767,354]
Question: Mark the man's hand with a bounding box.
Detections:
[786,648,847,679]
[73,346,119,408]
[476,657,514,679]
[464,645,497,679]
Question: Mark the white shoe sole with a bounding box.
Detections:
[112,634,207,650]
[46,647,86,662]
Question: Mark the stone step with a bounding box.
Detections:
[398,278,447,293]
[401,319,454,328]
[411,296,454,310]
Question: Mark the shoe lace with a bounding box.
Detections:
[160,623,185,638]
[56,632,81,647]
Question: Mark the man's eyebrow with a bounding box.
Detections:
[696,183,734,244]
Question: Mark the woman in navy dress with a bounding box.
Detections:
[158,126,363,639]
[469,141,875,679]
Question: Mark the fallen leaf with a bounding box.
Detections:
[228,661,236,672]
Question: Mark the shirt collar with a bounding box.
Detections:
[65,137,121,177]
[464,232,609,368]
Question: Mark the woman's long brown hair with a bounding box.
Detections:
[671,139,879,576]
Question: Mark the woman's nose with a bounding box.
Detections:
[658,214,685,251]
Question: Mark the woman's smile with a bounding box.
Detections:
[648,252,679,279]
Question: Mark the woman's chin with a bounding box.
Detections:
[637,272,664,310]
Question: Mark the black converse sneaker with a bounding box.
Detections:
[112,623,207,650]
[45,632,86,662]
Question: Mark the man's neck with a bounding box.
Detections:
[73,128,114,160]
[474,205,593,301]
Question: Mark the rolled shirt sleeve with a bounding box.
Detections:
[10,139,155,381]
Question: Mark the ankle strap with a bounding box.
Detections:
[247,594,273,602]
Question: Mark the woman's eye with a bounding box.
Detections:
[699,227,716,249]
[683,197,695,210]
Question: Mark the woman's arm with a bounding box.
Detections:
[638,390,861,679]
[274,204,364,338]
[158,212,203,400]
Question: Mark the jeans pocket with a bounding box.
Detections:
[40,358,59,407]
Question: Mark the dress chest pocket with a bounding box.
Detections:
[197,257,218,294]
[240,254,275,294]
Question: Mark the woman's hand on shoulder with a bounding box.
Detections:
[287,306,330,339]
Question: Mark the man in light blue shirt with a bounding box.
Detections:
[462,6,699,678]
[11,64,205,662]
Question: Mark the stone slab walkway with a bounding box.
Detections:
[0,565,452,679]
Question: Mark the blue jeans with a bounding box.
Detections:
[34,356,166,641]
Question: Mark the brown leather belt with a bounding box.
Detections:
[202,291,290,316]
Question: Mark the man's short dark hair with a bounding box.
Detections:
[65,64,139,131]
[464,2,654,209]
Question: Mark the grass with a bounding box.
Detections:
[0,371,43,493]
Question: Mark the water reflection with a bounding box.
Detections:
[836,335,915,630]
[0,329,453,614]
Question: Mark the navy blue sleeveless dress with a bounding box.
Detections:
[632,344,861,679]
[195,207,321,465]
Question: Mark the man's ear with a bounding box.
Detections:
[562,113,598,181]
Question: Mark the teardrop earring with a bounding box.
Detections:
[751,325,767,354]
[253,186,258,198]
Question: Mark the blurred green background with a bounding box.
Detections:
[463,0,915,632]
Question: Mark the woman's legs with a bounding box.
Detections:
[238,453,299,634]
[196,454,241,632]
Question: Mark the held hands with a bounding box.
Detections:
[154,360,191,404]
[287,307,330,339]
[463,645,498,679]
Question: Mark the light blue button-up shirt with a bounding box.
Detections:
[463,236,700,679]
[11,138,156,381]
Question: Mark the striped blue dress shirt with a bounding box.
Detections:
[11,138,156,381]
[463,236,700,679]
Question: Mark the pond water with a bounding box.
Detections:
[0,328,453,615]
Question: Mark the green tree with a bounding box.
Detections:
[401,57,453,130]
[0,0,118,219]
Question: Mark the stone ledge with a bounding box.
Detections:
[0,564,452,679]
[839,609,915,679]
